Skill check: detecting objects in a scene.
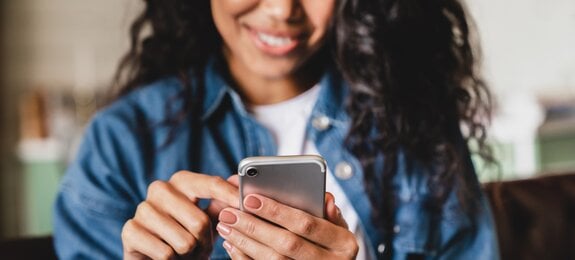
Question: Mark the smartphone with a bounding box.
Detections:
[238,155,327,218]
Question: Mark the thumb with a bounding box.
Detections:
[325,192,348,229]
[227,174,240,187]
[206,174,240,218]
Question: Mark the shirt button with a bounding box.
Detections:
[393,225,401,233]
[312,115,330,131]
[377,243,386,254]
[335,162,353,180]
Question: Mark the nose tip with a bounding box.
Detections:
[263,0,303,22]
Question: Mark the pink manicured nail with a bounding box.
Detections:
[217,223,231,236]
[219,210,237,224]
[244,195,262,209]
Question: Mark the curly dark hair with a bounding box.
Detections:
[115,0,493,256]
[336,0,494,252]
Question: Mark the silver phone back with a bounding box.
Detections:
[238,155,326,218]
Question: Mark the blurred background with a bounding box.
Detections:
[0,0,574,240]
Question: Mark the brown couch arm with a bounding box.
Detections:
[483,173,575,260]
[0,236,56,259]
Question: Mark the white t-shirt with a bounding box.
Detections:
[249,85,369,260]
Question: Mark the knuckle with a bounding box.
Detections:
[134,204,145,219]
[173,234,197,255]
[209,176,226,191]
[155,245,175,260]
[169,170,188,182]
[211,175,225,185]
[196,212,210,228]
[147,180,168,198]
[296,217,317,236]
[266,202,281,219]
[236,236,250,250]
[191,213,211,235]
[121,219,135,240]
[278,234,303,255]
[267,251,288,260]
[245,219,257,236]
[135,201,152,219]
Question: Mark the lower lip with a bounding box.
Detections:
[248,29,300,56]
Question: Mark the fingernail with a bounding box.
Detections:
[219,210,237,224]
[244,195,262,209]
[223,240,233,251]
[216,223,231,236]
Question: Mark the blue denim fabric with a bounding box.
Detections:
[53,58,499,259]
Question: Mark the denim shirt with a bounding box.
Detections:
[53,59,499,260]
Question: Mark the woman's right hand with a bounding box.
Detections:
[121,171,240,260]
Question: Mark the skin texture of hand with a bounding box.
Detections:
[121,171,240,260]
[217,192,359,259]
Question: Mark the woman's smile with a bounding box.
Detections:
[246,25,306,56]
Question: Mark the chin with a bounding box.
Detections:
[252,63,299,80]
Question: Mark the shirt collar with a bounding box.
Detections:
[312,65,349,123]
[199,56,231,121]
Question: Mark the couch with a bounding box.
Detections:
[483,172,575,260]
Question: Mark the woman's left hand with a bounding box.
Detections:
[216,192,359,259]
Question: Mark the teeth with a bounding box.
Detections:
[257,32,293,47]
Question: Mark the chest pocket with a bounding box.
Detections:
[393,199,438,256]
[393,196,473,257]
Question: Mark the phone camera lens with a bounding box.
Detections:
[246,168,258,177]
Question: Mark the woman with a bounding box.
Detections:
[54,0,499,259]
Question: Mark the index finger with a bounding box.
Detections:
[169,171,240,209]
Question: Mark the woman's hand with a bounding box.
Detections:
[121,171,240,260]
[217,192,359,259]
